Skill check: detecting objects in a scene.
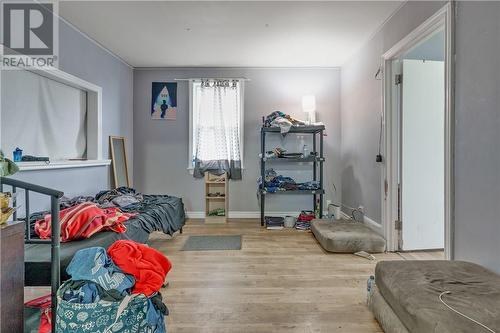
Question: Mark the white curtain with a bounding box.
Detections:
[192,79,242,179]
[1,69,87,160]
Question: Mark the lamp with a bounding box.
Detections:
[302,95,316,124]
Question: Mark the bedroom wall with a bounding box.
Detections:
[6,19,134,210]
[340,1,445,224]
[133,68,341,215]
[453,1,500,273]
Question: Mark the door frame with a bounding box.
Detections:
[381,3,455,258]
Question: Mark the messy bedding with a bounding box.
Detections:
[25,187,185,286]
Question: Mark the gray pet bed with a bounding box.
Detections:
[311,219,386,253]
[371,260,500,333]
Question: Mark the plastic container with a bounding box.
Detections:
[284,216,296,228]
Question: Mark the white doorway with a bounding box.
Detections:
[400,58,445,250]
[381,4,454,257]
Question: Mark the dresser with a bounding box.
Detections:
[0,221,25,332]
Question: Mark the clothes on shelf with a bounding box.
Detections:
[34,202,136,242]
[108,240,172,297]
[258,168,321,193]
[263,111,305,134]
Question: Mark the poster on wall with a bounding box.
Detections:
[151,82,177,120]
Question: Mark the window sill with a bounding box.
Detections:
[186,166,245,175]
[17,159,111,171]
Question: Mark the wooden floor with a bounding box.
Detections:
[25,219,444,332]
[149,219,443,333]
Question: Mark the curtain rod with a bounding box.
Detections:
[174,78,250,81]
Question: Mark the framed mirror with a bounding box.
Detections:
[109,136,130,188]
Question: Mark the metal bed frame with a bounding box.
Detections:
[0,177,63,332]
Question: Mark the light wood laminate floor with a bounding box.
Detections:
[149,219,443,333]
[25,219,444,332]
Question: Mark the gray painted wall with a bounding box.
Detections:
[133,68,341,214]
[454,2,500,273]
[5,19,133,211]
[340,1,445,222]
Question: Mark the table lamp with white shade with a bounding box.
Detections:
[302,95,316,124]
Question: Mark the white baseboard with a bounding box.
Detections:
[186,211,330,219]
[363,215,383,234]
[339,208,383,234]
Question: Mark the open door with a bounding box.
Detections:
[399,59,445,250]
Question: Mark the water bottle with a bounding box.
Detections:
[367,275,375,292]
[13,147,22,162]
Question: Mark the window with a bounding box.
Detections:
[1,69,87,160]
[189,79,244,178]
[0,67,103,169]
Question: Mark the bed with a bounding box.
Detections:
[25,194,185,285]
[25,193,185,286]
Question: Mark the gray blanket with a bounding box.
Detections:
[121,194,185,235]
[375,260,500,333]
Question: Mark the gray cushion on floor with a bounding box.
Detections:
[311,219,386,253]
[368,284,410,333]
[375,260,500,333]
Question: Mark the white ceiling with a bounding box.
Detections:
[59,1,402,68]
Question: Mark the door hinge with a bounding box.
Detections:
[395,220,402,230]
[395,74,403,85]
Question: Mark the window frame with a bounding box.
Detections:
[0,66,106,171]
[188,79,245,171]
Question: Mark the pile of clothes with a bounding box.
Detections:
[258,169,320,193]
[295,211,316,230]
[58,187,143,210]
[31,187,172,242]
[263,147,305,159]
[55,240,171,333]
[263,111,305,134]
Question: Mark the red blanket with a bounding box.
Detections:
[35,202,135,242]
[108,240,172,296]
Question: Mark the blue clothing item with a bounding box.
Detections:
[63,282,100,303]
[146,298,166,333]
[66,247,135,294]
[297,181,320,190]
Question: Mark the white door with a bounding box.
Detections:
[400,59,445,250]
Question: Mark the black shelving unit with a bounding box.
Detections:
[259,125,325,226]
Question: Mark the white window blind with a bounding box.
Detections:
[1,69,87,160]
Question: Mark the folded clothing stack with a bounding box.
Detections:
[53,241,171,333]
[295,211,316,230]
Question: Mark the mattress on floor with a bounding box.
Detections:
[311,219,386,253]
[25,219,149,286]
[375,260,500,333]
[368,284,410,333]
